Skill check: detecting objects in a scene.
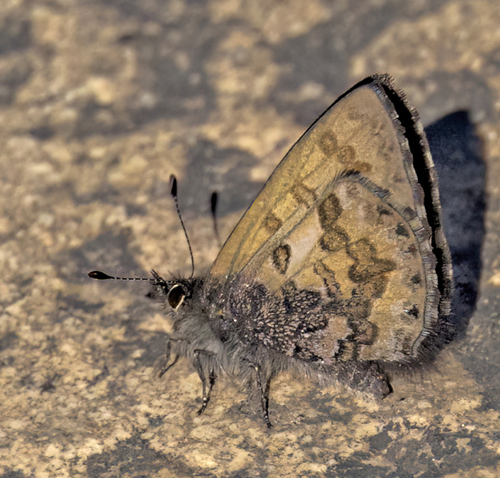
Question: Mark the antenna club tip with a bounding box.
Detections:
[170,175,177,197]
[210,191,218,214]
[88,270,114,280]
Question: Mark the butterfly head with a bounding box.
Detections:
[146,269,200,312]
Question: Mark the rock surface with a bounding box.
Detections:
[0,1,498,477]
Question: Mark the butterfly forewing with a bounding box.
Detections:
[202,74,451,365]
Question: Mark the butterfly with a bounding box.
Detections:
[89,74,453,428]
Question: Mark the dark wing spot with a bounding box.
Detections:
[411,273,422,284]
[338,145,356,164]
[264,212,283,233]
[348,316,378,345]
[346,238,396,297]
[318,193,343,230]
[314,261,341,297]
[408,244,418,256]
[395,223,409,237]
[401,335,413,355]
[403,206,416,220]
[272,244,291,274]
[319,225,349,252]
[319,131,338,156]
[405,305,420,318]
[377,206,392,216]
[291,182,316,207]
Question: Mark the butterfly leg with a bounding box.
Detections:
[193,349,217,415]
[157,337,185,378]
[257,371,273,429]
[244,360,273,428]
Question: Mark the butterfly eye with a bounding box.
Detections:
[167,284,186,310]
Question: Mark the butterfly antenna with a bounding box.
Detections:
[170,174,195,278]
[210,191,221,248]
[88,270,152,282]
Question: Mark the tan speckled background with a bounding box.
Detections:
[1,1,499,477]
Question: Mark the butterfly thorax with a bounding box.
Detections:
[149,274,231,360]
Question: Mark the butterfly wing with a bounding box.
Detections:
[202,75,452,365]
